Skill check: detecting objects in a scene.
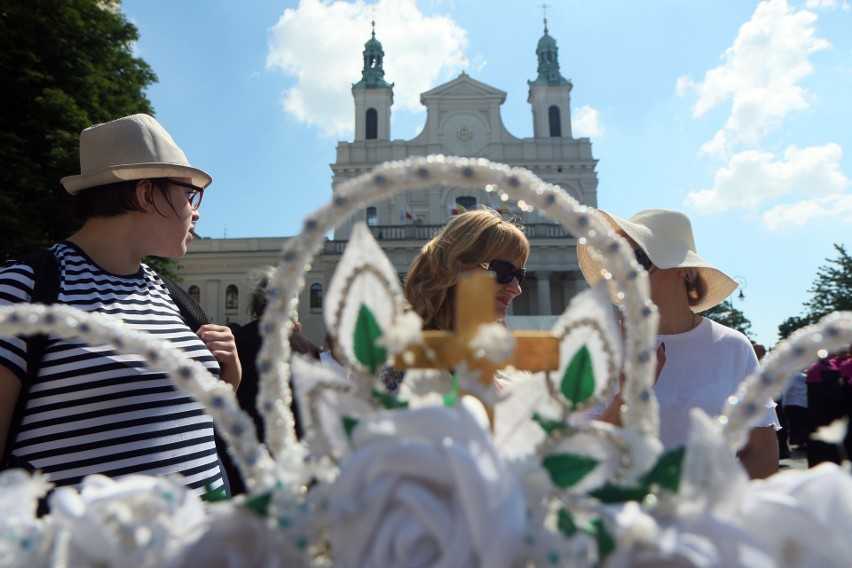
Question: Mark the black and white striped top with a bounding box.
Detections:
[0,242,225,495]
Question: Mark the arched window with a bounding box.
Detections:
[548,105,562,137]
[366,206,378,226]
[366,108,378,140]
[456,195,477,212]
[225,285,239,310]
[310,283,323,309]
[188,285,200,303]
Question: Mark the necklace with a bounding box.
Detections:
[690,313,702,331]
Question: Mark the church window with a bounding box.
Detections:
[366,206,378,226]
[188,285,200,303]
[310,283,323,309]
[366,108,378,140]
[548,106,562,137]
[456,196,477,211]
[225,285,239,310]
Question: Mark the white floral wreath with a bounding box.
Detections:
[1,156,851,567]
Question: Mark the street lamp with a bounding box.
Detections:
[734,276,747,301]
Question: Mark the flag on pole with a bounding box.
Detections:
[400,203,415,223]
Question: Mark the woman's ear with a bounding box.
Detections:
[134,179,155,212]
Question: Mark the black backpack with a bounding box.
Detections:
[1,248,213,468]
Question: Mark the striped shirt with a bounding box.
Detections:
[0,242,225,495]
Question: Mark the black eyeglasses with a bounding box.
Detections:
[633,248,654,271]
[480,259,526,285]
[169,179,205,210]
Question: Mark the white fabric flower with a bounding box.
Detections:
[738,462,852,567]
[167,503,309,568]
[469,322,514,363]
[327,397,526,568]
[0,469,53,568]
[49,474,206,568]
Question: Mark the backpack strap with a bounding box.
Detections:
[161,277,210,332]
[2,249,60,469]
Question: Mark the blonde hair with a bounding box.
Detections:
[404,208,529,331]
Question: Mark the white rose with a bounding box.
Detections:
[327,397,526,568]
[737,462,852,567]
[49,474,206,568]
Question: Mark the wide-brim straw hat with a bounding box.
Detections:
[577,208,737,313]
[61,114,212,194]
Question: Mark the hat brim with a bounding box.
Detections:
[61,163,212,195]
[577,211,738,313]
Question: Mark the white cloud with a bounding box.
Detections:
[266,0,468,137]
[805,0,852,10]
[677,0,830,157]
[763,193,852,230]
[685,143,850,213]
[572,105,605,138]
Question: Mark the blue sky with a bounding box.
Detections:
[122,0,851,346]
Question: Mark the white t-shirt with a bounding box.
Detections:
[654,317,779,449]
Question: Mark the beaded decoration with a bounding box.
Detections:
[1,156,851,567]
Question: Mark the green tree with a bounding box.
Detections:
[778,243,852,339]
[703,299,754,338]
[0,0,157,259]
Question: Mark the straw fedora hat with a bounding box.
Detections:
[61,114,212,194]
[577,208,737,313]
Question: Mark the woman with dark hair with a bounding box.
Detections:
[0,114,239,496]
[405,208,530,331]
[578,208,780,479]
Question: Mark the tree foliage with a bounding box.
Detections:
[0,0,157,259]
[778,243,852,339]
[703,299,754,339]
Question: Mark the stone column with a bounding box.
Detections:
[536,272,552,315]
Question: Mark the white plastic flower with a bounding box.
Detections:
[469,322,515,363]
[737,462,852,567]
[0,469,54,568]
[49,474,206,568]
[327,396,527,568]
[376,310,423,355]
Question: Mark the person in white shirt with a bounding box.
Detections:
[578,209,780,479]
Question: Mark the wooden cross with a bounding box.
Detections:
[394,272,561,386]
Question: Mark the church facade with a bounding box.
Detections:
[177,22,599,344]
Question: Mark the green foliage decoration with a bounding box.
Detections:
[353,304,387,373]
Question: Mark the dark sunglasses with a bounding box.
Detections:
[633,248,654,271]
[480,259,526,285]
[169,179,205,210]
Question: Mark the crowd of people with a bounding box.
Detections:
[1,112,848,504]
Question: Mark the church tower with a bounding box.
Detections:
[527,18,573,138]
[352,22,394,141]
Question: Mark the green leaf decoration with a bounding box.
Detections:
[442,373,460,407]
[560,345,596,410]
[242,492,273,517]
[353,304,387,373]
[542,452,599,489]
[371,388,409,410]
[557,508,578,538]
[531,412,567,435]
[640,446,686,492]
[589,482,649,504]
[202,480,230,503]
[342,416,359,440]
[591,517,616,559]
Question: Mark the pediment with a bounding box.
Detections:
[421,72,507,102]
